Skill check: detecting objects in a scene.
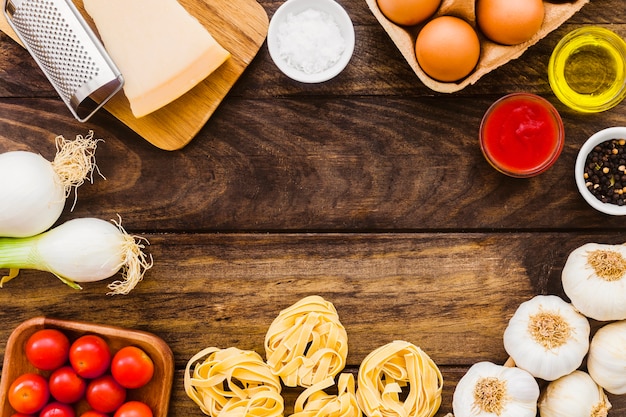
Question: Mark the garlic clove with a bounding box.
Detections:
[503,295,590,381]
[538,370,611,417]
[452,361,539,417]
[588,319,626,395]
[562,243,626,321]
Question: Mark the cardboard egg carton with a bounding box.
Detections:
[365,0,590,93]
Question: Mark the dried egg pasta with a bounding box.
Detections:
[356,340,443,417]
[291,373,361,417]
[184,346,284,417]
[265,295,348,387]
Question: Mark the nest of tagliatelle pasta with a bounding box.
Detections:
[365,0,590,93]
[184,295,446,417]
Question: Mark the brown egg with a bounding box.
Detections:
[477,0,544,45]
[415,16,480,82]
[377,0,442,26]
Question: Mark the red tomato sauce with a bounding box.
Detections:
[480,93,564,177]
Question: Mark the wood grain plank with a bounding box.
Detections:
[1,97,624,231]
[0,232,624,416]
[0,232,592,365]
[262,0,624,27]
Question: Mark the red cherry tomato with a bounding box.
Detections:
[39,402,76,417]
[79,411,109,417]
[85,375,127,413]
[49,365,87,404]
[25,328,70,371]
[114,401,153,417]
[7,373,50,414]
[111,346,154,389]
[69,335,111,378]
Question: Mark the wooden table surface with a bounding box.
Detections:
[1,0,625,416]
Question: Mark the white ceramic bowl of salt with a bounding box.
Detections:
[267,0,355,83]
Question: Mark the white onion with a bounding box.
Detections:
[0,131,101,237]
[0,217,152,295]
[0,151,66,237]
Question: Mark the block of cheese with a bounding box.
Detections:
[83,0,231,118]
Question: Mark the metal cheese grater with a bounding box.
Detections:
[3,0,124,122]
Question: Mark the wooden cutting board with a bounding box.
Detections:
[0,0,269,151]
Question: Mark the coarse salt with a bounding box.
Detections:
[276,8,346,74]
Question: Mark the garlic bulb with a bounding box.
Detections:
[587,320,626,394]
[562,243,626,321]
[503,295,590,381]
[538,370,611,417]
[452,361,539,417]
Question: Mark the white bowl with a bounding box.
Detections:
[267,0,355,83]
[575,126,626,215]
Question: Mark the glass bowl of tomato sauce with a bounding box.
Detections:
[480,93,565,178]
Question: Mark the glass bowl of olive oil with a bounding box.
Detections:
[549,27,626,113]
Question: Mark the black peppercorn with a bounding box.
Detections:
[584,138,626,205]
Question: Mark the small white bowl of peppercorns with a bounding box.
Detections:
[576,127,626,215]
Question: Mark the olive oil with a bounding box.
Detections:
[549,27,626,112]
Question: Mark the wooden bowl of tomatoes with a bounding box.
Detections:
[0,316,174,417]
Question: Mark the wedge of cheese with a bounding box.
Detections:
[84,0,231,118]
